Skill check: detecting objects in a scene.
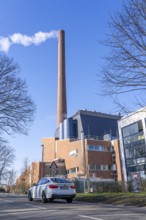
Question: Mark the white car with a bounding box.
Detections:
[28,177,76,203]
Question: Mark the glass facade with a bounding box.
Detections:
[122,120,146,180]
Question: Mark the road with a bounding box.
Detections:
[0,194,146,220]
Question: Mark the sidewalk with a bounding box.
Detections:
[0,193,27,198]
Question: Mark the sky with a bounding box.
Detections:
[0,0,126,177]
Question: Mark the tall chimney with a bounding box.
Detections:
[57,30,67,127]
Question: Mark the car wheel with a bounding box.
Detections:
[42,191,47,203]
[66,198,73,203]
[28,192,33,201]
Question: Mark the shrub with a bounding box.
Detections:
[0,187,6,193]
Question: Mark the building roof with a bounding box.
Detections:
[73,109,121,139]
[73,109,121,120]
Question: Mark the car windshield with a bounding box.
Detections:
[50,178,71,183]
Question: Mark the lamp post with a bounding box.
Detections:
[81,131,86,193]
[41,144,44,178]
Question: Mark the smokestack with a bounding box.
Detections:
[57,30,67,127]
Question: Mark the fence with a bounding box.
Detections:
[73,178,146,193]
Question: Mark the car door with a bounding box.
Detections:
[32,179,43,199]
[38,178,50,198]
[36,179,44,199]
[31,183,38,199]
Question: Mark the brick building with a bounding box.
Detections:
[16,160,66,188]
[42,109,122,182]
[42,137,122,182]
[16,109,122,187]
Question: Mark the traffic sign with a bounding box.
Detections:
[50,161,58,169]
[50,161,58,177]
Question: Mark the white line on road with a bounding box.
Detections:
[1,199,14,203]
[78,215,103,220]
[25,203,47,209]
[0,208,46,213]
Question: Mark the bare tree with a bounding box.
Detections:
[6,169,17,192]
[99,0,146,112]
[21,157,30,173]
[0,55,36,138]
[18,157,30,193]
[7,169,17,185]
[0,143,15,183]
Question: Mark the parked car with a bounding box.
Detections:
[28,177,76,203]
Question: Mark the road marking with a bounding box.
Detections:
[101,213,145,216]
[25,203,47,209]
[1,199,14,203]
[0,208,46,213]
[78,215,103,220]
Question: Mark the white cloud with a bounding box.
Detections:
[0,37,11,52]
[10,33,33,46]
[0,30,58,52]
[33,31,58,45]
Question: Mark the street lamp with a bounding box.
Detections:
[81,131,86,193]
[41,144,44,178]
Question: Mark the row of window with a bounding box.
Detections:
[127,171,146,180]
[124,140,145,150]
[67,163,117,173]
[125,145,146,159]
[69,145,111,157]
[127,164,146,173]
[122,120,143,138]
[126,157,146,167]
[89,164,110,171]
[88,145,108,152]
[122,119,146,180]
[124,132,144,145]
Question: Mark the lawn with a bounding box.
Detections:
[75,192,146,207]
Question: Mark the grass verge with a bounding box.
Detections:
[75,192,146,207]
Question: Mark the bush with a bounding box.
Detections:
[0,187,6,193]
[90,181,126,193]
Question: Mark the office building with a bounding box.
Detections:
[118,107,146,185]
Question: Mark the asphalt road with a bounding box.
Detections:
[0,194,146,220]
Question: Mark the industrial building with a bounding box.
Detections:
[16,30,123,188]
[42,109,122,181]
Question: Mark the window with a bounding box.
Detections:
[122,123,138,137]
[110,145,114,152]
[96,165,101,170]
[102,165,109,171]
[68,167,79,173]
[109,164,116,171]
[88,145,107,152]
[69,149,78,157]
[122,120,143,138]
[50,178,71,183]
[89,164,109,171]
[137,157,145,165]
[37,178,49,185]
[89,164,96,170]
[88,145,95,151]
[124,132,144,145]
[126,159,137,166]
[125,144,146,159]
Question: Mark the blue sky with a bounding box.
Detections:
[0,0,125,176]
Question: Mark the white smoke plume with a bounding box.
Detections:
[0,30,58,53]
